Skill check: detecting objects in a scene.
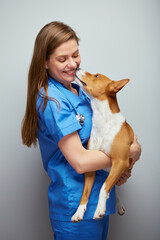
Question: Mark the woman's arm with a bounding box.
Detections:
[58,131,112,174]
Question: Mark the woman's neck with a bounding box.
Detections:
[64,83,78,96]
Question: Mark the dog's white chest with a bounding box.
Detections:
[89,99,125,155]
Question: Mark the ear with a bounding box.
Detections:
[45,60,48,69]
[108,79,130,93]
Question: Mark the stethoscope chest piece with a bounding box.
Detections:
[76,112,85,126]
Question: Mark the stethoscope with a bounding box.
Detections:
[76,112,85,126]
[49,77,85,126]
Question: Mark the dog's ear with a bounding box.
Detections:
[108,79,130,93]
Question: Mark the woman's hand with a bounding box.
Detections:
[116,171,131,186]
[129,135,142,169]
[116,135,142,186]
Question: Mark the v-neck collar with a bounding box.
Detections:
[48,76,87,107]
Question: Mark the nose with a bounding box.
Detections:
[67,57,77,68]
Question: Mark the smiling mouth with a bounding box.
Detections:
[64,70,76,75]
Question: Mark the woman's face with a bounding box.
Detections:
[45,39,81,87]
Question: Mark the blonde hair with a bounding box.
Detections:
[21,21,79,147]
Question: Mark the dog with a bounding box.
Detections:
[71,69,134,222]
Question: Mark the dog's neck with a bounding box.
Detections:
[106,95,120,113]
[90,97,125,123]
[95,94,120,113]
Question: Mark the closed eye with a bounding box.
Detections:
[73,54,79,58]
[57,57,66,62]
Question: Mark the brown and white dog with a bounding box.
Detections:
[71,69,134,222]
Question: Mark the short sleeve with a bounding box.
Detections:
[40,97,82,144]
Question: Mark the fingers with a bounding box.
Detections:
[129,158,135,169]
[116,172,131,186]
[130,135,142,163]
[116,177,126,186]
[134,135,138,141]
[133,135,138,143]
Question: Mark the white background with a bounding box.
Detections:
[0,0,160,239]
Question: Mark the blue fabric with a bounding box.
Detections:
[37,77,115,221]
[51,215,109,240]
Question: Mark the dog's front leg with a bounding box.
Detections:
[71,171,95,222]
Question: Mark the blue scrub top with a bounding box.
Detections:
[37,77,115,221]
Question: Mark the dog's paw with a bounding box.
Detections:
[93,184,109,220]
[71,204,87,223]
[93,207,106,220]
[118,205,125,216]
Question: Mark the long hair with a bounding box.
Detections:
[21,21,79,147]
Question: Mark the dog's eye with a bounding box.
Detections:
[94,74,99,78]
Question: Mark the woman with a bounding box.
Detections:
[22,21,141,240]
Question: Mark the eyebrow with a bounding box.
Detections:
[56,49,79,58]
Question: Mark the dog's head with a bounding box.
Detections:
[75,69,130,100]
